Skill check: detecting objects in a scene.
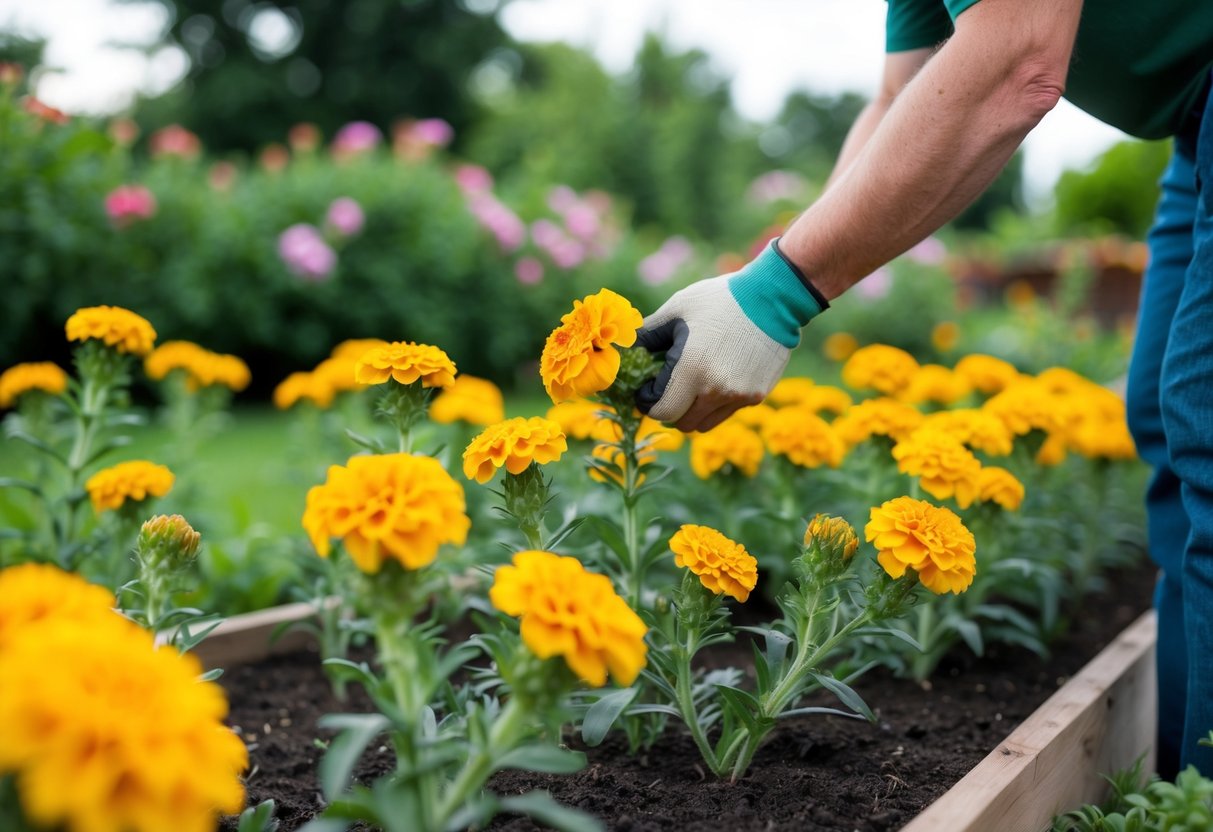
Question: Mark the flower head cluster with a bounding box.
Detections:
[689,420,764,479]
[982,379,1068,437]
[273,370,336,409]
[892,430,981,508]
[430,375,506,426]
[865,496,976,594]
[761,407,845,468]
[145,341,251,392]
[545,399,611,440]
[841,344,920,395]
[954,354,1021,395]
[540,289,643,402]
[85,460,175,514]
[271,339,389,409]
[832,397,925,446]
[302,453,470,573]
[490,550,647,686]
[670,524,759,602]
[1060,383,1137,461]
[354,341,457,389]
[976,466,1025,510]
[921,408,1014,457]
[0,563,116,651]
[65,305,157,356]
[463,417,568,483]
[899,364,972,406]
[0,362,67,408]
[767,377,852,414]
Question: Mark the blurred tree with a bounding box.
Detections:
[1053,139,1171,238]
[117,0,517,152]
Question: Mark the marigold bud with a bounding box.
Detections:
[138,514,201,570]
[804,514,859,561]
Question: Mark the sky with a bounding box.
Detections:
[1,0,1131,203]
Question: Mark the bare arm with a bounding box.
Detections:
[783,0,1082,298]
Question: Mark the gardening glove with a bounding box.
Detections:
[635,237,828,432]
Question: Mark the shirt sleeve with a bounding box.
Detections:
[885,0,954,53]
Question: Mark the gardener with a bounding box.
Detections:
[634,0,1212,778]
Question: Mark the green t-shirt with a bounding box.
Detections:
[885,0,1212,139]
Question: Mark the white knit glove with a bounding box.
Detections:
[635,238,828,431]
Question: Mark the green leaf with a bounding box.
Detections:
[494,744,587,774]
[581,686,638,747]
[344,429,388,454]
[498,791,605,832]
[714,684,763,734]
[0,477,43,496]
[585,516,629,565]
[808,672,875,722]
[199,668,224,682]
[951,618,984,656]
[236,799,279,832]
[317,714,391,800]
[546,516,587,550]
[855,626,925,653]
[6,430,66,464]
[779,706,868,720]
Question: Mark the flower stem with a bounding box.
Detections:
[434,696,527,825]
[673,634,721,774]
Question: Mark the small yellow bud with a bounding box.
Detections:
[138,514,201,569]
[805,514,858,561]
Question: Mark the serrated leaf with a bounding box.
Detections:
[581,686,638,747]
[494,744,586,774]
[809,672,875,722]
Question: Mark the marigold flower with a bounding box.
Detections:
[145,341,250,391]
[731,402,777,428]
[0,616,246,832]
[767,377,817,407]
[1037,433,1069,466]
[546,399,612,440]
[670,524,758,602]
[0,362,67,408]
[490,550,647,686]
[354,341,457,388]
[540,288,643,403]
[982,379,1069,436]
[921,408,1014,457]
[823,332,859,362]
[768,377,852,415]
[976,466,1025,510]
[311,356,366,396]
[954,354,1020,395]
[892,429,981,508]
[761,407,845,468]
[65,305,156,356]
[1069,415,1137,460]
[931,321,960,353]
[899,364,973,406]
[272,371,335,409]
[865,496,976,594]
[832,397,925,447]
[841,344,920,395]
[302,453,470,573]
[0,564,116,652]
[138,514,202,569]
[330,338,390,360]
[85,460,175,514]
[463,417,568,483]
[689,420,764,479]
[430,375,506,426]
[804,514,859,561]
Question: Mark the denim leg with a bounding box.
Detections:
[1127,146,1198,779]
[1160,86,1213,775]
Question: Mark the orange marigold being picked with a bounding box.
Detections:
[463,417,568,483]
[540,288,643,403]
[865,496,976,594]
[921,408,1014,457]
[546,399,612,440]
[761,407,845,468]
[0,362,68,409]
[832,397,925,447]
[85,460,175,514]
[892,429,981,508]
[272,371,335,409]
[0,563,116,652]
[670,524,758,602]
[841,344,920,395]
[954,354,1021,396]
[490,550,647,686]
[689,420,764,479]
[976,466,1025,510]
[354,341,457,388]
[302,453,470,573]
[65,305,157,356]
[430,375,506,426]
[899,364,973,407]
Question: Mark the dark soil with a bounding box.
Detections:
[220,559,1156,832]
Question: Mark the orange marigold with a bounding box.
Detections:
[0,563,116,652]
[670,524,758,602]
[539,289,643,403]
[865,496,976,594]
[954,354,1021,396]
[354,341,457,388]
[899,364,973,406]
[921,408,1014,457]
[85,460,175,513]
[761,407,845,468]
[689,420,764,479]
[982,379,1070,436]
[976,466,1025,510]
[892,429,981,508]
[841,344,919,395]
[546,399,612,440]
[272,371,335,409]
[65,305,157,356]
[145,341,250,391]
[832,397,925,446]
[0,362,67,408]
[430,375,506,426]
[463,417,568,483]
[823,332,859,362]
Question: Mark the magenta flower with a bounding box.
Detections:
[410,118,454,147]
[638,236,694,285]
[278,224,337,282]
[332,121,382,158]
[326,197,365,238]
[856,266,893,299]
[454,164,493,195]
[468,193,525,252]
[104,185,157,228]
[907,236,948,266]
[547,185,579,215]
[515,257,544,285]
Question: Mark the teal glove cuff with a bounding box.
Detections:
[727,238,828,348]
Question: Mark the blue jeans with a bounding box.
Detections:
[1126,76,1213,778]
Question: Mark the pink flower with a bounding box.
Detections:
[638,236,694,285]
[208,162,237,193]
[105,185,157,228]
[468,193,525,252]
[149,124,200,159]
[332,121,382,158]
[515,257,544,285]
[548,238,586,270]
[855,266,893,299]
[410,118,454,147]
[278,224,337,282]
[530,219,564,249]
[563,203,600,241]
[547,185,579,215]
[454,164,493,195]
[326,197,365,238]
[746,170,809,204]
[907,236,947,266]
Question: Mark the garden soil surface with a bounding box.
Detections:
[219,559,1156,832]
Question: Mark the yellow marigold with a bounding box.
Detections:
[546,399,611,440]
[767,377,852,415]
[0,563,116,652]
[272,370,335,409]
[767,377,817,407]
[0,617,246,832]
[833,397,925,446]
[921,408,1014,457]
[1069,413,1137,460]
[823,332,859,362]
[354,341,457,388]
[312,356,366,395]
[689,420,764,479]
[85,460,175,514]
[145,341,250,391]
[431,375,506,426]
[1037,433,1068,466]
[330,337,389,360]
[0,362,67,408]
[899,364,973,406]
[1035,366,1091,395]
[804,515,859,560]
[302,453,470,573]
[463,417,568,483]
[591,414,685,459]
[762,407,846,468]
[865,496,976,594]
[841,344,920,395]
[670,524,758,602]
[953,354,1020,395]
[892,429,981,508]
[65,305,156,356]
[540,288,643,403]
[731,402,777,428]
[931,321,960,353]
[982,379,1069,436]
[490,550,647,686]
[976,466,1025,510]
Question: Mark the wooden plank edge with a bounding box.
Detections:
[901,610,1157,832]
[192,601,321,670]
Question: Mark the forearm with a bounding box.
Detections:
[825,100,890,190]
